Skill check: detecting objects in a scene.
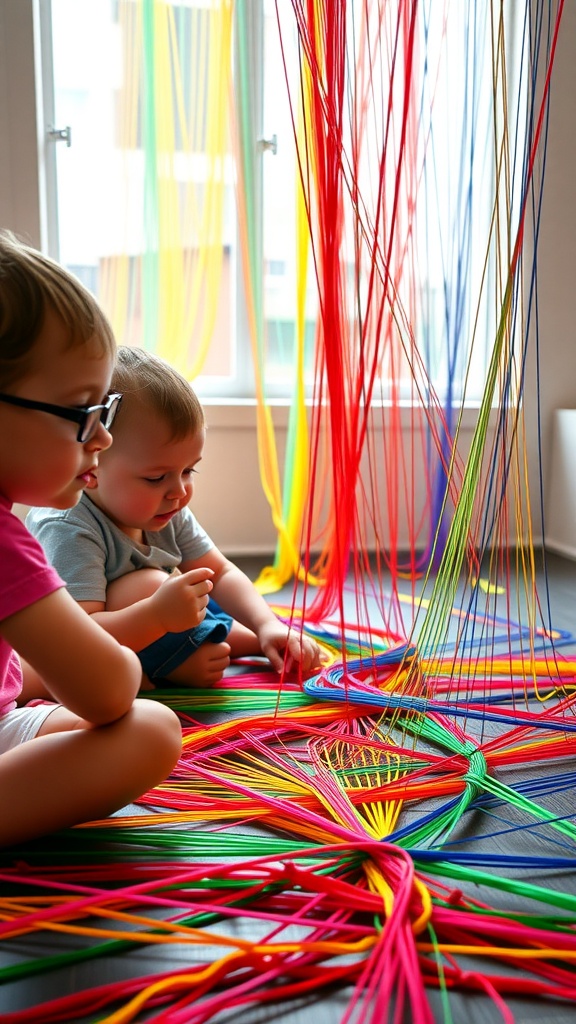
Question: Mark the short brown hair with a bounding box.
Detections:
[0,231,116,388]
[111,346,205,439]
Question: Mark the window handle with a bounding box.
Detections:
[258,133,277,156]
[47,125,72,148]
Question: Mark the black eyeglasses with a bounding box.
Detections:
[0,391,123,442]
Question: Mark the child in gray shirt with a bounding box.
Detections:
[27,347,321,689]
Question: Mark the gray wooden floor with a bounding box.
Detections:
[1,550,576,1023]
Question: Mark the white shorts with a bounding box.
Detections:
[0,703,60,754]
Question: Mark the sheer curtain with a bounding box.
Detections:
[111,1,232,378]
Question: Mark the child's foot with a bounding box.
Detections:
[166,641,231,687]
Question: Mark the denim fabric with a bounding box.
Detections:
[138,599,233,681]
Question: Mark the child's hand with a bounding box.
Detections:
[257,620,323,676]
[149,567,214,632]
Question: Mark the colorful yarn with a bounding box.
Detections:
[9,1,574,1021]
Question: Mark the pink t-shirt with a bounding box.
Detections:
[0,495,65,715]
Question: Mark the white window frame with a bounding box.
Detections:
[2,0,523,415]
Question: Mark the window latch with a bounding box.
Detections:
[47,125,72,148]
[258,133,277,156]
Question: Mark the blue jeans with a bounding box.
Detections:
[138,599,233,681]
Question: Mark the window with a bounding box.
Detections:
[47,1,527,405]
[49,0,242,396]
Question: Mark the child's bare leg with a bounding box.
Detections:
[107,577,262,687]
[17,658,54,704]
[164,623,266,688]
[0,699,181,848]
[106,568,169,610]
[166,641,232,687]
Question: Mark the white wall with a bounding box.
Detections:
[0,1,47,249]
[2,1,575,558]
[526,0,576,552]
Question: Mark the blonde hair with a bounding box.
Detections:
[111,346,205,439]
[0,231,116,388]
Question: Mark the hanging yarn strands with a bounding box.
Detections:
[3,2,576,1023]
[276,0,552,617]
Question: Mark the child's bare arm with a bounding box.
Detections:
[79,567,215,652]
[2,588,142,724]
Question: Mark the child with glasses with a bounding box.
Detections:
[0,232,181,847]
[27,346,322,689]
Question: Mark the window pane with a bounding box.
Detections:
[51,0,238,391]
[261,0,317,396]
[50,1,524,405]
[260,2,526,406]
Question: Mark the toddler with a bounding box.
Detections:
[27,346,321,688]
[0,232,181,847]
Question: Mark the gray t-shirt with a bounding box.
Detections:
[26,492,214,603]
